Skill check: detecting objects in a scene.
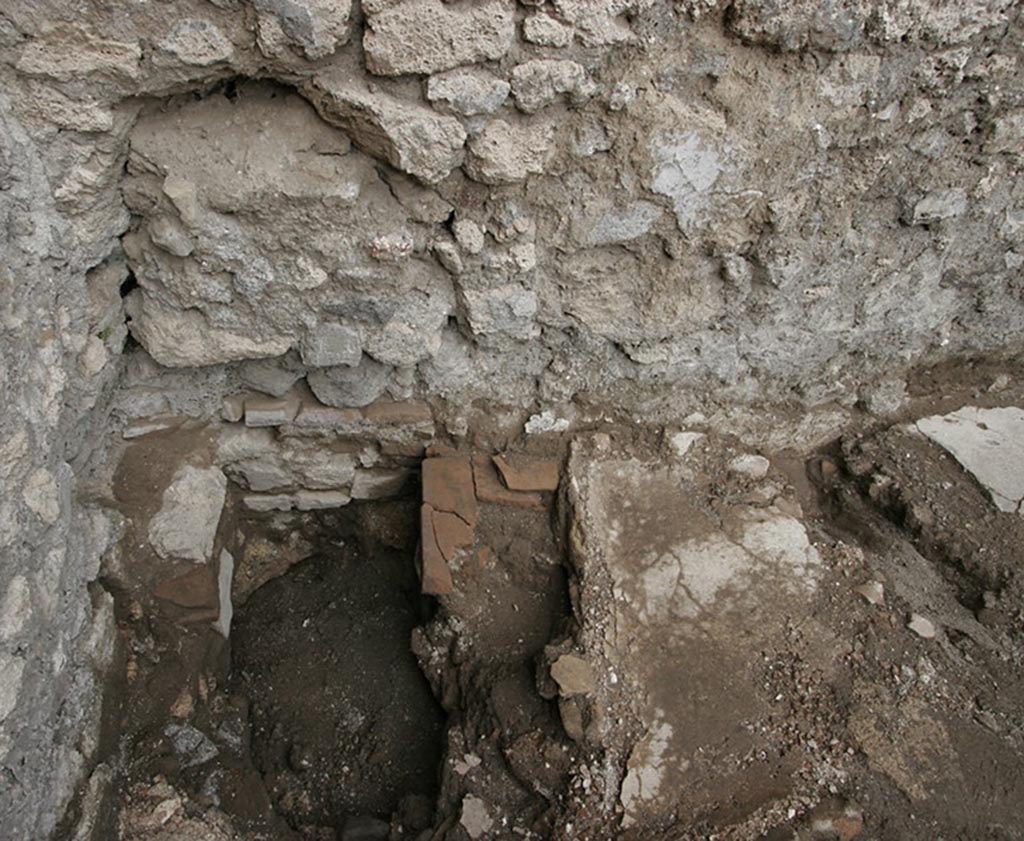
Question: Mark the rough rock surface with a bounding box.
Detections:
[0,0,1022,836]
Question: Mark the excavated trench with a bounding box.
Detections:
[229,504,445,835]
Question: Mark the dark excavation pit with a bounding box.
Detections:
[229,507,445,836]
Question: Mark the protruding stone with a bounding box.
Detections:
[511,59,590,114]
[908,613,937,639]
[854,581,885,606]
[300,323,362,368]
[157,19,234,66]
[148,465,227,563]
[728,454,771,479]
[551,654,596,696]
[244,390,302,427]
[459,795,494,839]
[304,70,467,184]
[307,356,391,408]
[253,0,353,59]
[364,0,515,76]
[453,219,486,254]
[523,13,574,47]
[912,188,968,224]
[350,469,410,499]
[426,69,510,117]
[465,119,554,185]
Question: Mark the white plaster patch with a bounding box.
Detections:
[916,406,1024,514]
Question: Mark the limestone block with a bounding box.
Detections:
[148,465,227,562]
[364,0,514,75]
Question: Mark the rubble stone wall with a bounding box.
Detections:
[0,0,1021,836]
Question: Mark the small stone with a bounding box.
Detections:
[122,416,183,440]
[294,490,352,510]
[523,13,574,47]
[854,581,885,606]
[0,576,31,640]
[670,431,704,457]
[239,357,305,398]
[453,219,486,254]
[301,323,362,368]
[147,215,193,257]
[511,59,590,114]
[459,795,493,840]
[253,0,353,60]
[912,188,968,224]
[222,393,246,423]
[525,410,570,435]
[0,652,26,722]
[426,68,510,117]
[492,455,560,492]
[157,18,233,66]
[303,70,467,184]
[350,469,410,499]
[244,390,302,427]
[465,119,554,185]
[364,0,514,76]
[728,453,771,479]
[908,614,937,639]
[550,654,596,696]
[307,356,391,409]
[212,549,234,638]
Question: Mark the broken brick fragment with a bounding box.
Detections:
[471,454,544,509]
[422,456,477,527]
[492,454,560,492]
[420,503,455,595]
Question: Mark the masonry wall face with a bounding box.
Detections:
[0,0,1022,836]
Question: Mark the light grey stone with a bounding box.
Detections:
[728,454,771,479]
[582,201,663,246]
[916,406,1024,514]
[0,575,32,640]
[912,188,968,224]
[465,119,554,185]
[462,285,540,340]
[460,795,493,839]
[301,323,362,367]
[239,356,306,398]
[304,71,467,184]
[426,69,510,117]
[0,652,25,721]
[148,465,227,562]
[364,0,515,75]
[908,613,937,639]
[511,59,590,114]
[147,216,193,257]
[453,219,486,254]
[350,469,410,499]
[157,19,234,66]
[523,13,574,47]
[213,550,234,638]
[253,0,352,59]
[307,355,391,408]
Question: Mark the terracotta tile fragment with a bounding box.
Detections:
[420,503,454,595]
[492,454,560,492]
[471,454,544,509]
[422,456,477,526]
[431,508,474,561]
